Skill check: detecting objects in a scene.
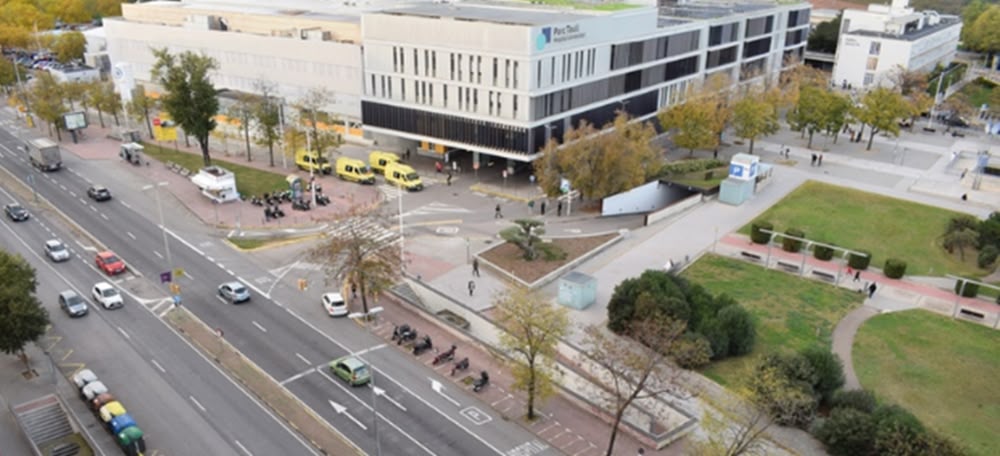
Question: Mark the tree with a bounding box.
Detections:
[0,58,19,90]
[584,316,689,456]
[716,305,756,357]
[692,370,786,456]
[659,88,722,154]
[127,87,157,140]
[493,287,569,420]
[0,251,50,371]
[731,90,779,154]
[44,0,89,24]
[943,228,979,260]
[800,345,844,404]
[296,87,341,156]
[499,219,547,261]
[813,407,876,456]
[821,91,852,144]
[807,13,841,54]
[28,72,68,139]
[51,30,86,64]
[252,80,282,167]
[151,48,220,167]
[965,4,1000,55]
[788,84,827,148]
[88,80,121,128]
[309,207,402,315]
[227,92,257,162]
[748,352,819,427]
[853,87,911,151]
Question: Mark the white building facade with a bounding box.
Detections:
[832,0,961,89]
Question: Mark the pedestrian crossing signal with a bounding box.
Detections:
[170,283,181,295]
[298,279,307,291]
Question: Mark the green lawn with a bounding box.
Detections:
[682,254,861,386]
[853,310,1000,456]
[141,143,288,198]
[960,78,996,110]
[741,180,983,277]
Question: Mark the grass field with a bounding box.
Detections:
[682,254,861,386]
[853,310,1000,456]
[741,180,982,277]
[141,143,288,198]
[960,78,997,110]
[670,166,729,189]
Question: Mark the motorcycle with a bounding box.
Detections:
[412,335,433,356]
[432,345,457,366]
[473,371,489,392]
[292,199,311,211]
[391,324,417,345]
[250,195,264,206]
[316,194,331,206]
[451,357,469,377]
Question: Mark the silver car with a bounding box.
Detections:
[58,290,89,317]
[218,281,250,304]
[44,239,71,262]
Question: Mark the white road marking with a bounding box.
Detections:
[373,386,407,412]
[120,201,132,209]
[158,304,174,318]
[126,232,136,240]
[150,359,166,373]
[354,343,387,357]
[252,321,267,333]
[79,198,87,205]
[151,299,171,313]
[329,400,367,431]
[124,276,135,281]
[189,396,207,413]
[234,440,253,456]
[59,184,66,190]
[295,353,311,365]
[69,191,77,198]
[153,251,163,259]
[226,269,235,275]
[100,213,108,220]
[116,326,130,340]
[89,205,97,212]
[205,256,215,262]
[279,368,316,386]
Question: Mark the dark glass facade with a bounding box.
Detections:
[363,101,529,153]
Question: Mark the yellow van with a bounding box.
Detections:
[295,149,332,174]
[336,157,375,184]
[369,151,400,175]
[384,162,424,191]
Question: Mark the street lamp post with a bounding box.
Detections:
[142,182,172,270]
[927,65,962,129]
[397,183,405,269]
[348,307,385,456]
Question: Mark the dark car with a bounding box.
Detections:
[87,186,112,202]
[58,290,89,318]
[4,203,29,221]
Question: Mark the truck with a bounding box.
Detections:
[72,369,147,456]
[24,137,62,171]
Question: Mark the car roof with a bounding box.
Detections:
[92,185,107,191]
[94,282,114,291]
[59,289,79,299]
[97,251,117,259]
[222,281,245,289]
[45,239,64,247]
[335,356,366,369]
[7,203,23,209]
[323,292,345,303]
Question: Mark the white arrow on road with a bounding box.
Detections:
[329,400,367,430]
[430,380,460,407]
[373,386,407,412]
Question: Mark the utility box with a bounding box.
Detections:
[558,272,596,310]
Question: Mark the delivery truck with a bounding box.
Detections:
[24,137,62,171]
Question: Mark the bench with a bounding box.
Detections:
[777,260,800,273]
[740,251,763,262]
[164,161,175,169]
[923,127,936,133]
[812,269,836,282]
[179,168,191,177]
[958,308,985,320]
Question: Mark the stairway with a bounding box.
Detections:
[13,395,75,449]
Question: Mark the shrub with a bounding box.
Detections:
[813,244,835,261]
[674,333,712,369]
[954,279,979,298]
[977,245,998,268]
[801,346,845,404]
[716,305,756,357]
[813,408,876,456]
[700,319,730,359]
[750,221,774,244]
[783,228,805,252]
[830,389,878,414]
[657,158,726,176]
[848,249,872,270]
[883,258,907,279]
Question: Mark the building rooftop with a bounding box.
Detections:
[845,14,960,41]
[658,2,780,20]
[380,3,599,26]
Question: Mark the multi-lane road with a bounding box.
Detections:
[0,115,558,456]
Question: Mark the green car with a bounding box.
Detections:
[329,356,371,386]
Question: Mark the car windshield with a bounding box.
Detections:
[50,243,66,252]
[67,295,83,306]
[10,205,24,212]
[233,286,247,294]
[103,255,120,263]
[354,365,369,377]
[405,173,419,181]
[102,289,118,297]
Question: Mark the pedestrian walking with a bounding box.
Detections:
[447,172,453,186]
[854,270,861,282]
[540,200,547,215]
[351,283,358,299]
[818,154,824,166]
[452,160,458,173]
[472,258,480,277]
[435,161,443,173]
[811,154,817,166]
[868,282,877,298]
[468,280,476,296]
[495,203,503,219]
[637,449,645,456]
[557,200,563,217]
[405,148,411,160]
[961,193,968,201]
[847,266,854,277]
[785,148,791,158]
[961,168,968,179]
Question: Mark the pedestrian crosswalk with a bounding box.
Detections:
[327,216,400,246]
[377,184,402,201]
[396,202,471,219]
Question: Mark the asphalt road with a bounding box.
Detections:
[0,184,314,455]
[0,119,559,456]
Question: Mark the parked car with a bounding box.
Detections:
[95,251,126,275]
[322,292,348,317]
[328,356,371,386]
[218,281,250,303]
[4,203,29,221]
[91,282,123,310]
[87,185,112,202]
[44,239,71,262]
[59,290,89,317]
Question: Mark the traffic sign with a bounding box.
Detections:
[173,268,185,278]
[170,283,181,295]
[153,118,161,127]
[160,271,172,283]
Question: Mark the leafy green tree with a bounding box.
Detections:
[499,219,564,261]
[813,407,876,456]
[943,228,979,260]
[607,269,687,332]
[51,30,86,63]
[0,251,50,371]
[252,80,282,167]
[126,86,157,139]
[807,13,841,54]
[978,212,1000,248]
[493,286,569,420]
[853,87,911,150]
[748,353,818,427]
[226,91,257,162]
[788,84,827,148]
[830,389,878,414]
[965,4,1000,55]
[28,72,68,139]
[658,90,721,154]
[0,58,19,90]
[87,80,120,128]
[821,91,852,144]
[151,48,220,167]
[731,90,779,153]
[800,345,844,403]
[716,305,756,357]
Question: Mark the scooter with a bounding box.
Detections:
[392,324,416,344]
[473,371,490,392]
[316,194,331,206]
[451,357,469,377]
[250,196,264,206]
[432,345,457,365]
[412,336,433,356]
[292,199,311,211]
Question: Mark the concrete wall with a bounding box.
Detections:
[602,180,674,217]
[644,193,703,226]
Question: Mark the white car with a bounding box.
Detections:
[322,292,348,317]
[44,239,71,262]
[92,282,124,310]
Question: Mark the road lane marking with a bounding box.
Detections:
[226,269,235,275]
[354,344,387,357]
[278,368,316,386]
[120,201,132,209]
[295,353,311,365]
[79,198,87,205]
[126,232,136,240]
[158,304,174,318]
[189,395,207,412]
[89,205,97,212]
[116,327,130,340]
[59,184,66,190]
[205,256,215,262]
[69,191,77,198]
[234,440,253,456]
[153,251,163,259]
[251,321,267,333]
[150,359,166,373]
[151,300,171,313]
[100,213,108,220]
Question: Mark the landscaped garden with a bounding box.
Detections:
[480,232,616,283]
[142,143,288,198]
[742,180,984,277]
[681,254,860,386]
[853,310,1000,456]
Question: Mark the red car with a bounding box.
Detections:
[95,251,126,275]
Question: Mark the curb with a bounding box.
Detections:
[469,183,540,203]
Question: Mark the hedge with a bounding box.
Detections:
[883,258,907,279]
[657,159,727,176]
[813,244,835,261]
[954,279,980,297]
[783,228,805,253]
[848,250,872,270]
[751,221,774,244]
[977,245,998,269]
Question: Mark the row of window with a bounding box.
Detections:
[609,30,700,71]
[390,46,520,89]
[362,101,530,153]
[788,8,811,28]
[368,74,522,118]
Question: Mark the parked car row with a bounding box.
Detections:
[71,369,147,456]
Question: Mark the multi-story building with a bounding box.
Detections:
[832,0,961,89]
[103,0,810,166]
